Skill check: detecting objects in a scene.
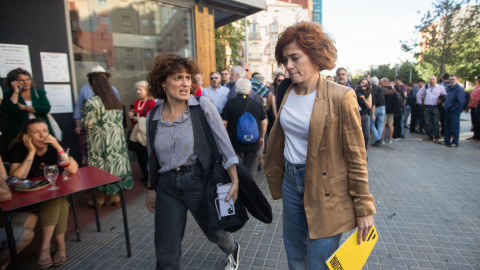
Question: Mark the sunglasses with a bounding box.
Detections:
[210,77,218,80]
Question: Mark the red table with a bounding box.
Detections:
[0,166,132,270]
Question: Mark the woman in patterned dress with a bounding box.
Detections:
[82,73,133,207]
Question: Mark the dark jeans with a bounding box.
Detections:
[471,108,480,139]
[444,110,462,145]
[419,106,426,131]
[410,104,422,132]
[393,113,402,139]
[424,106,440,139]
[360,114,370,148]
[154,162,236,270]
[237,150,259,180]
[438,104,445,136]
[136,145,148,182]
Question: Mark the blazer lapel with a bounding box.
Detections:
[306,75,329,162]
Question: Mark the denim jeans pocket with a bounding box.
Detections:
[191,164,205,180]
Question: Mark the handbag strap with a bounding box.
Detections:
[140,100,151,117]
[192,97,222,162]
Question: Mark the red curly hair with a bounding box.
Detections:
[147,53,200,99]
[275,21,337,72]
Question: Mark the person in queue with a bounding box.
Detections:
[264,21,376,270]
[356,77,374,149]
[1,68,54,145]
[8,118,79,268]
[145,53,241,270]
[82,73,133,207]
[127,81,156,186]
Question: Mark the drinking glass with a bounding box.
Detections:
[57,149,71,181]
[43,164,59,190]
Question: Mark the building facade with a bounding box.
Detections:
[244,0,310,82]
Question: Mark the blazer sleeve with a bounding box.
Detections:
[32,89,51,114]
[1,90,20,114]
[340,90,376,217]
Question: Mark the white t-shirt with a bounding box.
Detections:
[25,100,35,119]
[280,88,317,164]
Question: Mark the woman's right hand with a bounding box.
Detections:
[127,110,134,119]
[10,81,21,93]
[22,134,36,153]
[145,190,155,213]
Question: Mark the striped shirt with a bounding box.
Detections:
[251,78,270,98]
[149,95,238,174]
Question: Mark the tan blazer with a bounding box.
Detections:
[265,75,376,239]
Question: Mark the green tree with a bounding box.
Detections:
[215,20,245,72]
[402,0,480,81]
[369,64,396,81]
[398,61,420,83]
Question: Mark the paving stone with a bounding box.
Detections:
[17,118,480,269]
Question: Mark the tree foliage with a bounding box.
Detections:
[215,20,245,72]
[367,62,420,83]
[401,0,480,82]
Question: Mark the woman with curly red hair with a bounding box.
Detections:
[265,21,376,269]
[144,53,241,270]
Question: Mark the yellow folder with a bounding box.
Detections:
[326,224,378,270]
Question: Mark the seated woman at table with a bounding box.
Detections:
[7,118,78,268]
[0,155,38,270]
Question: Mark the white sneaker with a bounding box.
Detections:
[388,140,393,144]
[224,243,240,270]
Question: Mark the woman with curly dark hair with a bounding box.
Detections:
[265,22,376,269]
[145,53,241,270]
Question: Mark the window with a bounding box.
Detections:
[250,20,260,39]
[250,43,262,59]
[125,48,134,57]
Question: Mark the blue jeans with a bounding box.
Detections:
[444,110,461,145]
[154,162,235,270]
[282,160,342,270]
[370,106,385,141]
[424,106,440,139]
[401,105,411,135]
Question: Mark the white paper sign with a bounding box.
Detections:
[44,84,73,113]
[0,43,32,77]
[40,52,70,82]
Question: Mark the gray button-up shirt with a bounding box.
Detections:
[148,95,238,174]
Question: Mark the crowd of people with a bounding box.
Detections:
[0,18,478,270]
[337,69,472,148]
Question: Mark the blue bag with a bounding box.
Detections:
[236,98,259,144]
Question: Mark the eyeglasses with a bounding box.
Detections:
[210,77,218,80]
[17,78,31,83]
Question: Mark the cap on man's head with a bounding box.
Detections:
[87,65,111,78]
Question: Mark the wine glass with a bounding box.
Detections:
[43,164,59,191]
[58,149,71,181]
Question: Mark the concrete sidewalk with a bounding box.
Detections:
[20,114,480,269]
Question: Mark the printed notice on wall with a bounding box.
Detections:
[45,84,73,114]
[0,43,32,77]
[40,52,70,82]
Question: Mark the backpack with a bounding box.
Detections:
[393,92,404,113]
[236,98,259,144]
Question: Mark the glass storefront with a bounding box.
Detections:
[69,0,194,118]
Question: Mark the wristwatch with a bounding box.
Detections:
[146,186,154,190]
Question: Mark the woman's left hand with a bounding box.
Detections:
[357,215,374,245]
[44,134,62,151]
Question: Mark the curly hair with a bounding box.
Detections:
[275,21,337,72]
[147,53,200,100]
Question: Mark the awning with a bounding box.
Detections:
[199,0,266,28]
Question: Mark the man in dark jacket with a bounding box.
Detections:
[441,75,465,147]
[370,77,385,146]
